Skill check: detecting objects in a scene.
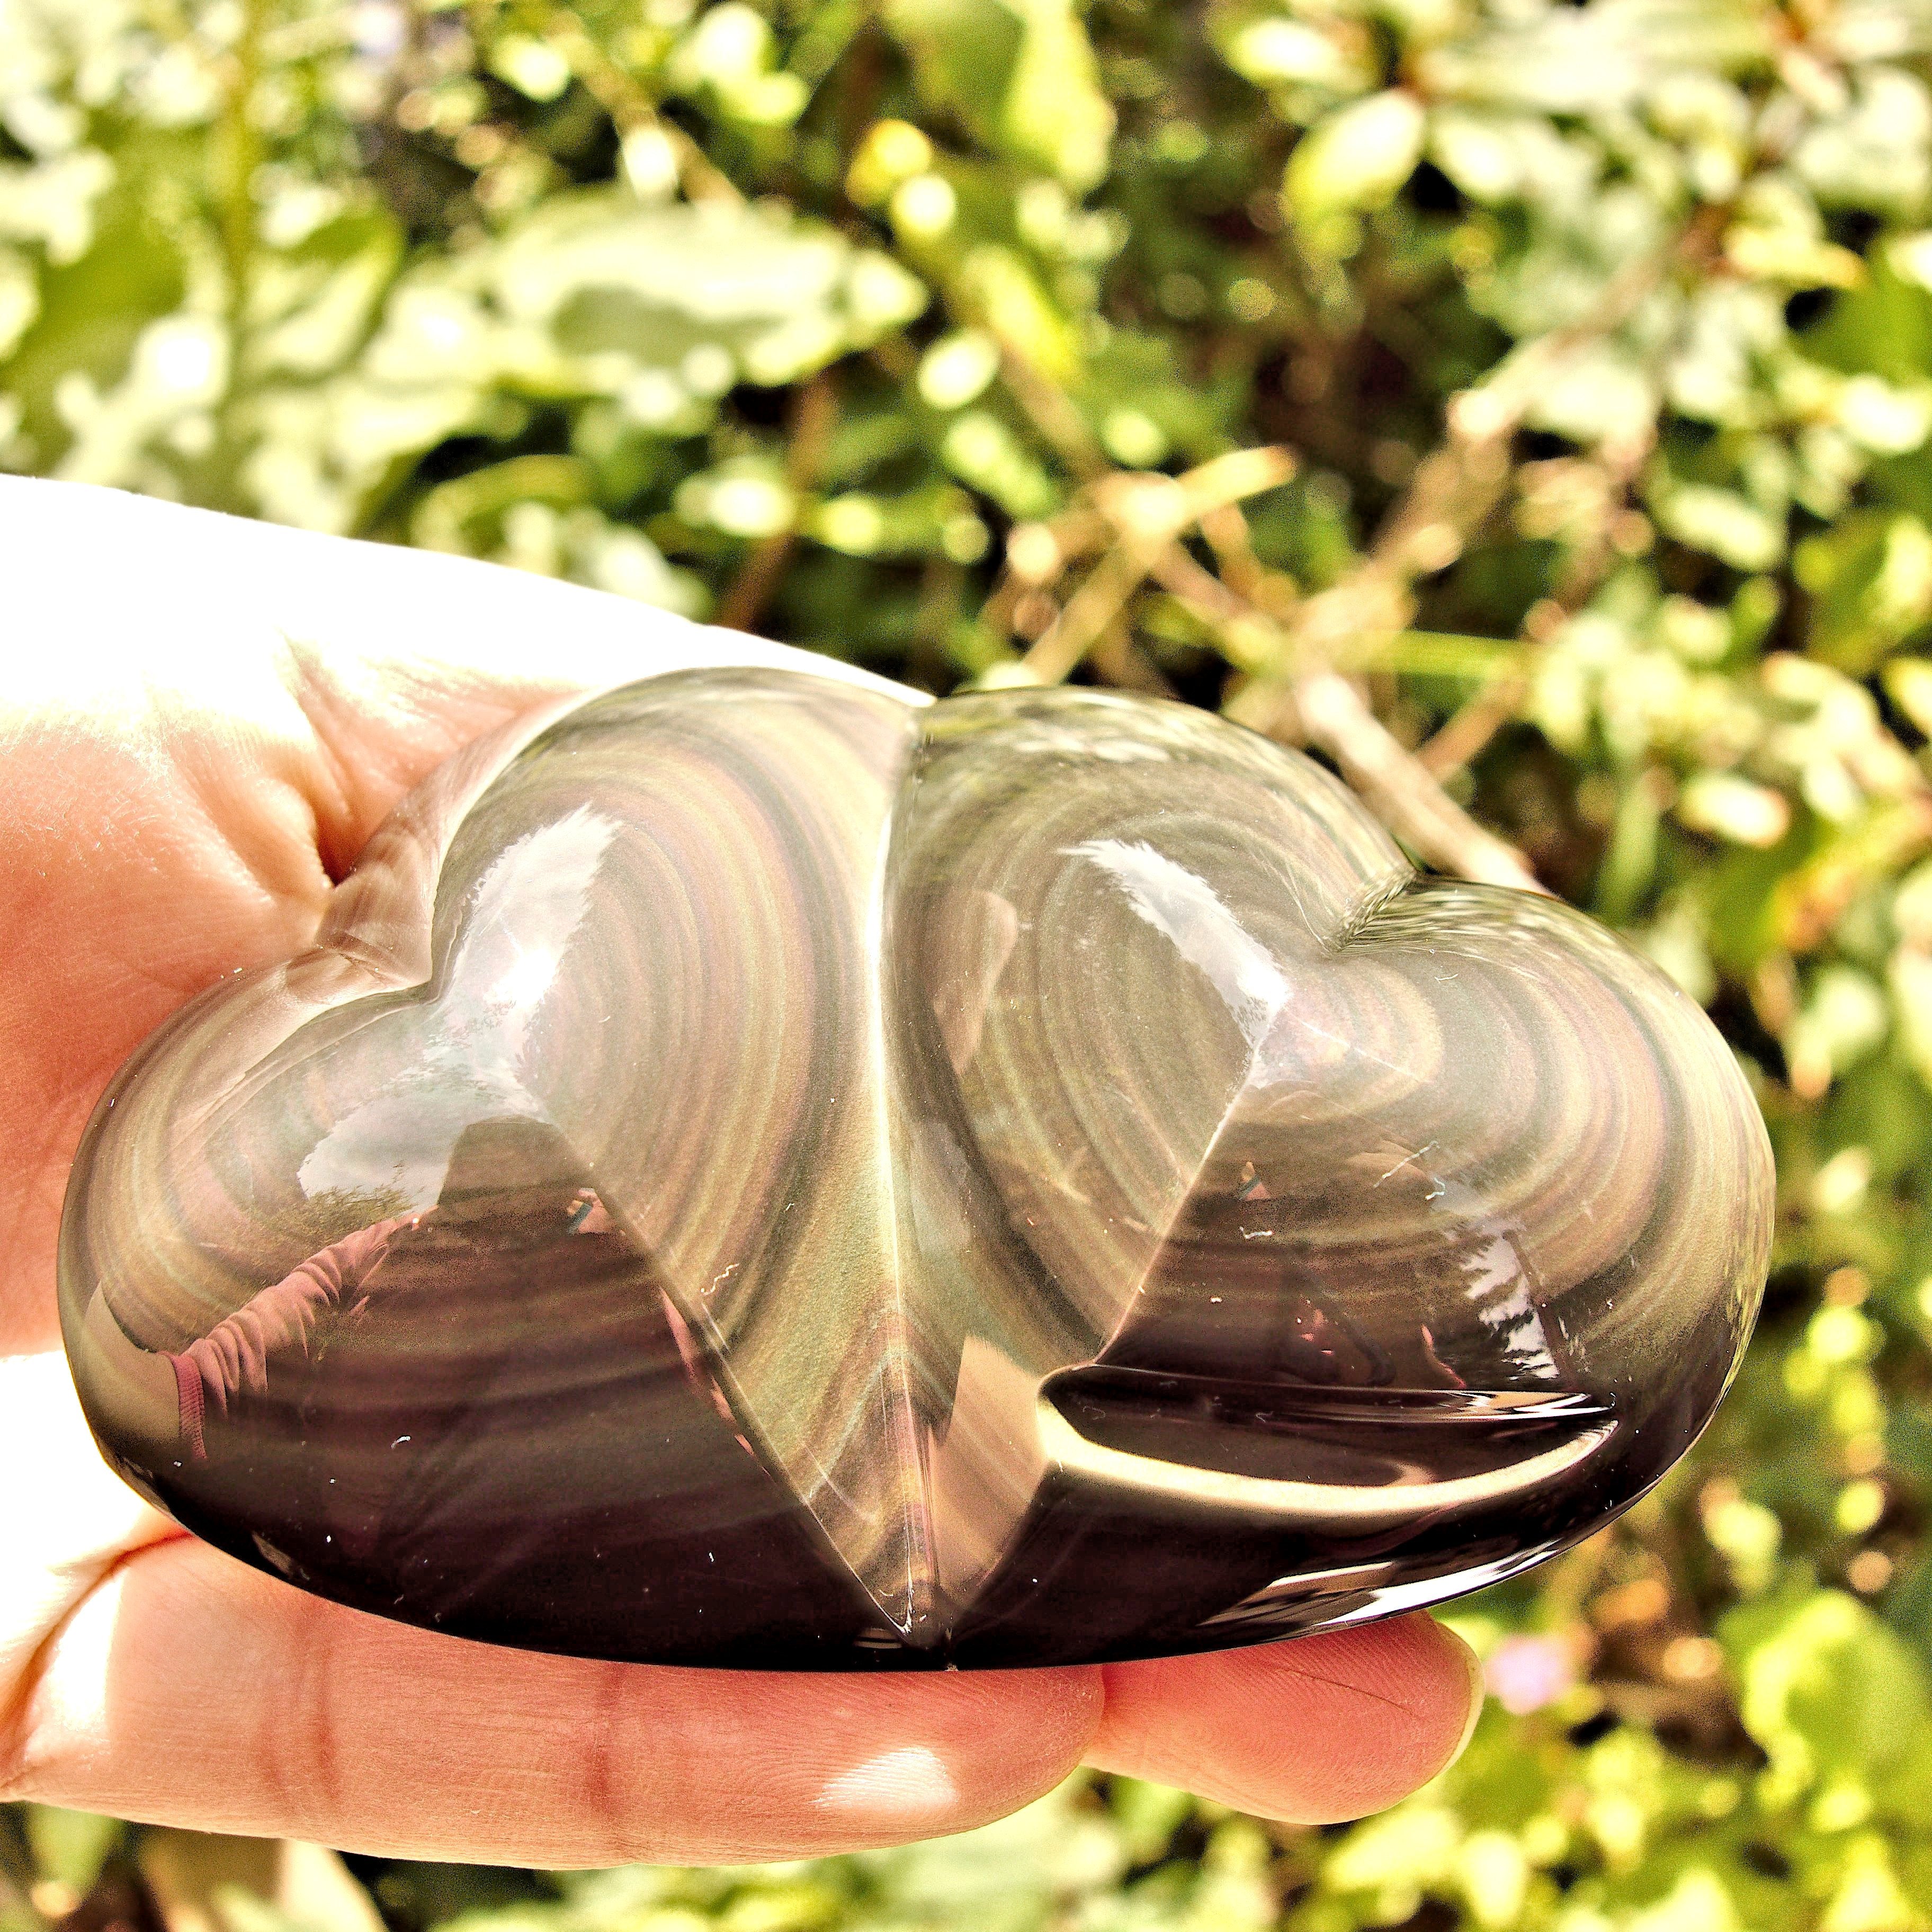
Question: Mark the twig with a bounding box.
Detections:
[716,373,839,633]
[1416,353,1665,780]
[978,333,1541,888]
[1223,434,1513,733]
[1019,449,1295,683]
[1017,542,1149,683]
[197,0,271,514]
[1294,669,1549,892]
[992,344,1110,481]
[1416,667,1532,779]
[1147,556,1546,891]
[982,508,1108,637]
[215,0,266,319]
[1090,616,1176,696]
[1230,206,1732,743]
[543,9,744,204]
[1198,501,1290,613]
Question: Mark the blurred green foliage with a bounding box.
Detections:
[7,0,1932,1925]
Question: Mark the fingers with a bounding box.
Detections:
[1089,1615,1482,1824]
[8,1491,1477,1862]
[10,1534,1101,1865]
[0,1356,181,1723]
[5,1363,1476,1850]
[5,1349,1097,1864]
[8,1360,1099,1862]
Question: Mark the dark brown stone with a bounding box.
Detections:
[60,671,1773,1667]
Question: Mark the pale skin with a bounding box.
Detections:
[0,476,1482,1866]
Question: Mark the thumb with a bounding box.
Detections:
[0,478,887,1352]
[1,475,906,874]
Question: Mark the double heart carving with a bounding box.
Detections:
[62,670,1772,1667]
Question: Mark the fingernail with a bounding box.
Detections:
[1443,1624,1486,1770]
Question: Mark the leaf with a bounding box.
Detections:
[941,405,1060,515]
[1220,12,1378,97]
[1428,110,1585,207]
[1884,655,1932,733]
[955,243,1080,382]
[1415,0,1776,117]
[1803,253,1932,387]
[884,0,1114,192]
[486,34,573,103]
[1793,67,1932,213]
[883,0,1025,129]
[1652,480,1788,570]
[1284,90,1427,226]
[246,208,404,382]
[0,146,187,473]
[999,0,1116,193]
[21,1809,120,1897]
[848,1781,1125,1926]
[1678,771,1793,847]
[1782,963,1890,1095]
[1721,1586,1932,1822]
[479,192,926,389]
[410,454,595,552]
[1795,510,1932,673]
[248,193,925,533]
[667,5,809,127]
[1620,1866,1746,1932]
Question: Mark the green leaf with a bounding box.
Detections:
[21,1809,119,1897]
[1652,480,1788,570]
[1416,0,1775,117]
[1000,0,1116,193]
[1804,253,1932,388]
[250,193,925,533]
[1795,511,1932,673]
[1284,90,1426,227]
[0,144,187,473]
[486,33,573,103]
[884,0,1114,192]
[1722,1586,1932,1822]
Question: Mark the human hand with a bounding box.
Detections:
[0,477,1481,1865]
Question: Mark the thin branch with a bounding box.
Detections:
[1017,541,1152,684]
[992,344,1110,482]
[543,9,744,204]
[215,0,266,320]
[1090,615,1177,696]
[1020,449,1295,683]
[715,373,839,634]
[1148,556,1546,891]
[1198,500,1291,613]
[1229,205,1732,741]
[982,508,1109,638]
[977,320,1543,889]
[1416,348,1666,779]
[1294,669,1549,893]
[1416,666,1532,779]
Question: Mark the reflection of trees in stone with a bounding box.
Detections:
[256,1187,416,1264]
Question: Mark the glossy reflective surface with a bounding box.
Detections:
[60,670,1774,1668]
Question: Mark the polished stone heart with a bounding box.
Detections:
[60,669,1772,1668]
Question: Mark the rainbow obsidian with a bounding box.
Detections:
[59,669,1773,1668]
